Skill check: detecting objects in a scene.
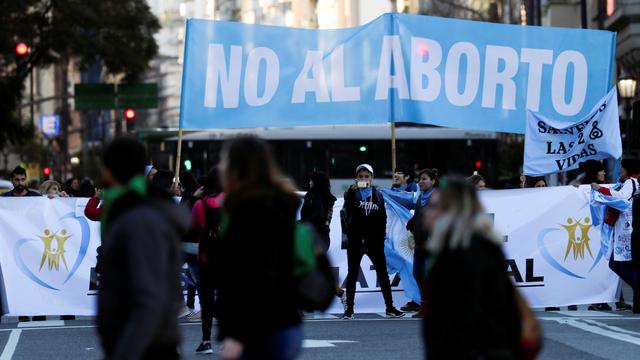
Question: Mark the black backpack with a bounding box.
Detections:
[200,196,221,259]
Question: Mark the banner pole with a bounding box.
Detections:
[174,128,183,187]
[391,123,397,171]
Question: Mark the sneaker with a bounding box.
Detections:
[32,315,46,321]
[195,341,213,354]
[187,310,201,321]
[411,312,424,319]
[386,307,405,318]
[599,303,612,311]
[340,292,348,311]
[616,301,633,311]
[400,301,420,312]
[342,310,354,319]
[18,316,30,322]
[545,307,560,311]
[567,305,578,311]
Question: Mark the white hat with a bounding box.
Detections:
[355,163,374,176]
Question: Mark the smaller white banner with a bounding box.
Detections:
[524,87,621,176]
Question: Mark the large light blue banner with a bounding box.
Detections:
[180,13,616,134]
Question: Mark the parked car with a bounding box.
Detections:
[0,179,13,195]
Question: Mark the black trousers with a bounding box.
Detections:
[198,261,216,342]
[345,237,393,310]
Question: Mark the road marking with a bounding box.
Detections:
[555,311,621,317]
[555,319,640,346]
[17,320,65,328]
[581,319,640,337]
[304,313,339,319]
[302,340,357,348]
[0,329,22,360]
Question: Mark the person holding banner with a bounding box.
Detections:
[342,164,404,319]
[422,176,522,359]
[391,167,418,192]
[591,158,640,312]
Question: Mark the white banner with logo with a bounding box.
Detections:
[0,187,621,316]
[0,198,99,316]
[523,87,622,176]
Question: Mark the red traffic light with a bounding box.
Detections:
[43,167,51,176]
[474,161,482,169]
[124,108,136,122]
[16,42,29,56]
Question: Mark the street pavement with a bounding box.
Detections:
[3,309,640,359]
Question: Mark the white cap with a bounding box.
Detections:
[355,163,374,176]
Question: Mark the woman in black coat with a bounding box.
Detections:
[421,177,522,360]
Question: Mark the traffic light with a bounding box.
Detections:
[124,108,136,122]
[474,161,482,169]
[183,159,192,171]
[43,167,51,179]
[359,145,367,152]
[15,42,29,56]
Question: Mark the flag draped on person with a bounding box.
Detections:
[379,189,421,303]
[524,87,621,176]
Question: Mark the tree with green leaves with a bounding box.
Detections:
[0,0,160,149]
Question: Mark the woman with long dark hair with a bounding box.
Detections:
[300,171,336,252]
[191,168,223,354]
[300,171,345,304]
[215,136,302,360]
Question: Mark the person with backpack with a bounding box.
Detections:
[342,163,404,319]
[214,136,303,360]
[300,171,346,307]
[191,168,224,355]
[591,158,640,312]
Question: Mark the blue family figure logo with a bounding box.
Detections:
[14,212,91,291]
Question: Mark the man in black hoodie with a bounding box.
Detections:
[97,137,190,360]
[342,163,404,319]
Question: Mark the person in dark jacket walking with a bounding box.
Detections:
[342,164,404,319]
[214,136,303,360]
[300,171,346,306]
[191,168,224,354]
[422,176,522,360]
[97,137,190,360]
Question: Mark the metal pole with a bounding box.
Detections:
[581,0,587,28]
[626,100,632,155]
[174,129,184,187]
[30,67,35,135]
[391,123,397,171]
[114,83,121,136]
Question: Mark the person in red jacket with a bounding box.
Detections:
[191,168,224,355]
[84,189,103,221]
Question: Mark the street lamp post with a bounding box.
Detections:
[618,72,637,155]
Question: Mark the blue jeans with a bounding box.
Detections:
[242,325,303,360]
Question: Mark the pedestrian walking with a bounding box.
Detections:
[342,163,404,319]
[191,168,224,355]
[422,176,522,359]
[214,136,303,360]
[96,137,190,360]
[300,171,346,306]
[179,171,204,322]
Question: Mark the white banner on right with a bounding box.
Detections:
[523,87,621,176]
[480,185,620,308]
